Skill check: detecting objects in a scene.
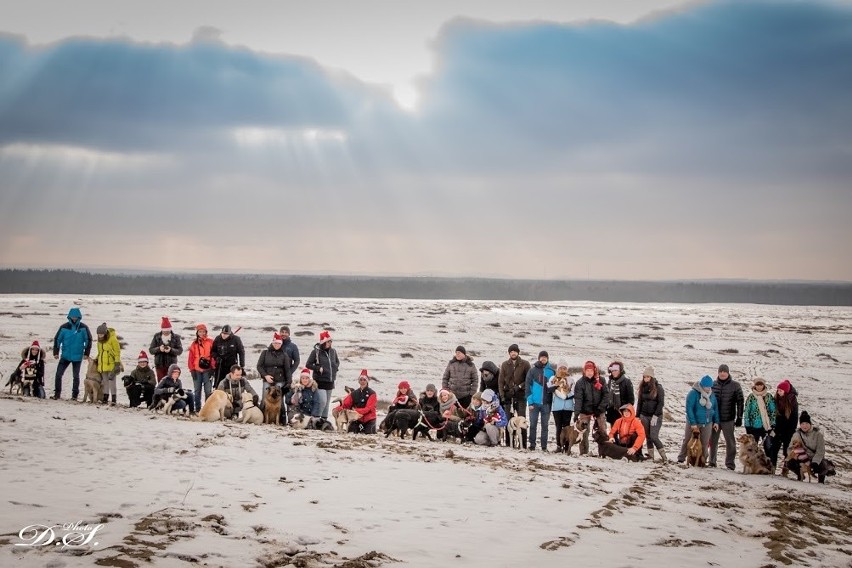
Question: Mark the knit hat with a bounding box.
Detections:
[195,323,208,332]
[583,361,596,373]
[425,383,437,392]
[398,381,411,391]
[608,361,623,374]
[161,316,172,331]
[700,375,713,389]
[319,330,332,344]
[753,377,766,388]
[538,350,549,359]
[137,351,148,363]
[508,344,520,354]
[96,322,108,336]
[777,380,792,394]
[300,367,312,378]
[272,333,283,344]
[556,360,569,370]
[167,363,181,376]
[221,324,232,334]
[455,345,466,355]
[481,389,496,403]
[31,340,40,349]
[718,364,729,374]
[799,411,811,425]
[358,369,369,381]
[643,366,655,378]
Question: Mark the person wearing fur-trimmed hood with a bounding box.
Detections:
[13,341,46,398]
[290,368,322,418]
[786,411,829,484]
[743,378,777,445]
[608,403,646,456]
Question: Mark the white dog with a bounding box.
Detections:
[507,416,530,449]
[238,391,263,424]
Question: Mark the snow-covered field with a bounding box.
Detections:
[1,294,851,568]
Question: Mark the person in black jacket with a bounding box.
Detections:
[305,330,340,419]
[257,333,293,423]
[573,360,609,454]
[211,325,245,387]
[709,364,744,470]
[767,379,799,470]
[217,365,258,418]
[605,361,635,426]
[419,384,440,413]
[278,326,301,381]
[148,317,183,380]
[13,341,46,398]
[479,361,500,393]
[636,366,666,463]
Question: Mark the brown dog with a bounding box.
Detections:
[263,385,283,425]
[784,438,814,481]
[737,434,772,475]
[593,429,645,461]
[82,357,103,404]
[195,390,233,422]
[560,417,589,455]
[686,430,706,467]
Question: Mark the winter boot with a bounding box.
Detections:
[111,395,117,406]
[102,394,109,404]
[658,448,669,464]
[521,430,528,450]
[648,448,655,462]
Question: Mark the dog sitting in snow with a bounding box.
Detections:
[82,357,104,404]
[783,438,814,482]
[153,388,189,415]
[195,390,232,422]
[507,415,530,449]
[333,407,362,432]
[238,391,263,425]
[263,385,283,425]
[437,417,471,443]
[686,430,706,467]
[560,417,589,455]
[737,433,772,475]
[593,429,645,462]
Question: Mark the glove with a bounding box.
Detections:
[735,418,742,427]
[114,362,123,373]
[166,387,175,394]
[650,415,659,427]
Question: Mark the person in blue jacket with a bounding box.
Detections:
[677,375,720,464]
[526,350,556,452]
[51,307,93,400]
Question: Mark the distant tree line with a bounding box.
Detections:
[0,269,850,306]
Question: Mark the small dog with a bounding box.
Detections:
[507,416,530,449]
[686,430,706,467]
[737,434,772,475]
[593,429,645,461]
[438,417,471,443]
[153,388,188,414]
[5,369,32,396]
[784,439,814,482]
[238,391,264,425]
[333,407,362,432]
[560,418,589,455]
[82,358,104,404]
[195,390,233,422]
[263,385,283,425]
[289,412,335,431]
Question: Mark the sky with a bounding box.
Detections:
[0,0,851,281]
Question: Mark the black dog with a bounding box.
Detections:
[437,417,471,443]
[411,411,446,441]
[384,409,423,439]
[593,429,645,462]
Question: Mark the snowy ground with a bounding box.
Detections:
[0,294,851,567]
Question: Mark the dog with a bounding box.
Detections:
[333,407,362,432]
[593,429,645,461]
[82,357,104,404]
[238,391,264,425]
[560,418,589,455]
[686,430,706,467]
[437,417,471,443]
[153,388,189,414]
[195,390,233,422]
[5,369,33,396]
[784,438,814,482]
[383,409,422,439]
[737,434,773,475]
[263,385,283,425]
[289,412,335,431]
[507,416,530,449]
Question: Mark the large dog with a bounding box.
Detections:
[437,417,471,443]
[737,434,773,475]
[686,430,706,468]
[263,385,283,425]
[195,390,233,422]
[507,416,530,449]
[5,369,33,396]
[238,391,264,425]
[560,418,589,455]
[333,407,362,432]
[383,409,444,440]
[82,357,104,404]
[593,429,645,462]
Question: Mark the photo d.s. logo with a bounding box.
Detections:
[15,521,103,549]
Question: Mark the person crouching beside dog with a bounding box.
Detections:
[218,364,257,420]
[154,364,194,414]
[677,376,719,464]
[14,341,46,398]
[637,367,667,463]
[257,333,293,424]
[95,322,123,405]
[608,403,646,459]
[785,411,829,484]
[125,351,156,408]
[469,389,507,446]
[289,367,326,428]
[335,370,377,434]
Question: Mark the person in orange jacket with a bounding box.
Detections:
[609,403,646,457]
[335,369,377,434]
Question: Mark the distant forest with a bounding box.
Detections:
[1,269,851,306]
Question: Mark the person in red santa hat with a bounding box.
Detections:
[335,369,377,434]
[305,329,340,420]
[148,316,183,380]
[257,332,293,423]
[125,351,157,408]
[14,340,46,398]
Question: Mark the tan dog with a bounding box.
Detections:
[263,385,283,425]
[737,434,772,474]
[239,391,263,425]
[784,438,813,481]
[686,430,706,467]
[333,407,361,432]
[560,418,589,455]
[195,390,233,422]
[82,357,103,404]
[507,416,530,449]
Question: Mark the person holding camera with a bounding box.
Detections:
[187,323,214,413]
[148,316,183,380]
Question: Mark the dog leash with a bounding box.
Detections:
[417,410,448,431]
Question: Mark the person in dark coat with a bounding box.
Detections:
[573,360,609,454]
[709,364,744,470]
[211,324,245,387]
[419,384,440,413]
[498,344,531,447]
[767,379,799,470]
[125,351,156,408]
[479,360,500,393]
[257,332,293,423]
[441,346,477,408]
[278,325,301,381]
[153,364,194,414]
[636,366,667,463]
[148,316,183,380]
[605,361,635,426]
[13,341,46,398]
[305,330,340,419]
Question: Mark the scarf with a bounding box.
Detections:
[694,382,712,409]
[439,391,459,415]
[753,387,772,430]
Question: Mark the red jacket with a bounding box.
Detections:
[340,387,377,423]
[187,337,214,372]
[609,404,646,451]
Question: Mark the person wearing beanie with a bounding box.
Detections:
[767,379,799,470]
[574,361,610,454]
[335,370,377,434]
[388,379,418,415]
[709,364,744,470]
[211,325,246,388]
[525,350,555,451]
[636,366,667,463]
[605,361,635,427]
[187,323,214,413]
[51,306,93,400]
[95,322,123,405]
[305,330,340,420]
[278,325,301,380]
[257,332,294,424]
[13,340,47,398]
[149,317,183,381]
[743,378,777,446]
[419,383,440,413]
[550,360,575,453]
[442,345,478,408]
[676,376,720,464]
[499,344,531,447]
[478,360,500,393]
[153,364,195,414]
[470,388,508,446]
[126,350,157,408]
[786,410,829,483]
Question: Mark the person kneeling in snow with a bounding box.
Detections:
[218,365,258,419]
[125,351,156,408]
[336,370,377,434]
[153,364,195,414]
[468,389,508,446]
[609,403,646,458]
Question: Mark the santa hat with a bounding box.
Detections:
[300,367,312,378]
[319,330,332,344]
[31,340,40,349]
[358,369,369,381]
[161,316,172,330]
[137,351,149,363]
[272,333,283,344]
[398,381,411,391]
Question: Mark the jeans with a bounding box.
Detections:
[710,420,737,469]
[191,370,212,412]
[317,388,333,419]
[528,404,552,450]
[54,358,82,398]
[640,415,665,451]
[171,393,194,414]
